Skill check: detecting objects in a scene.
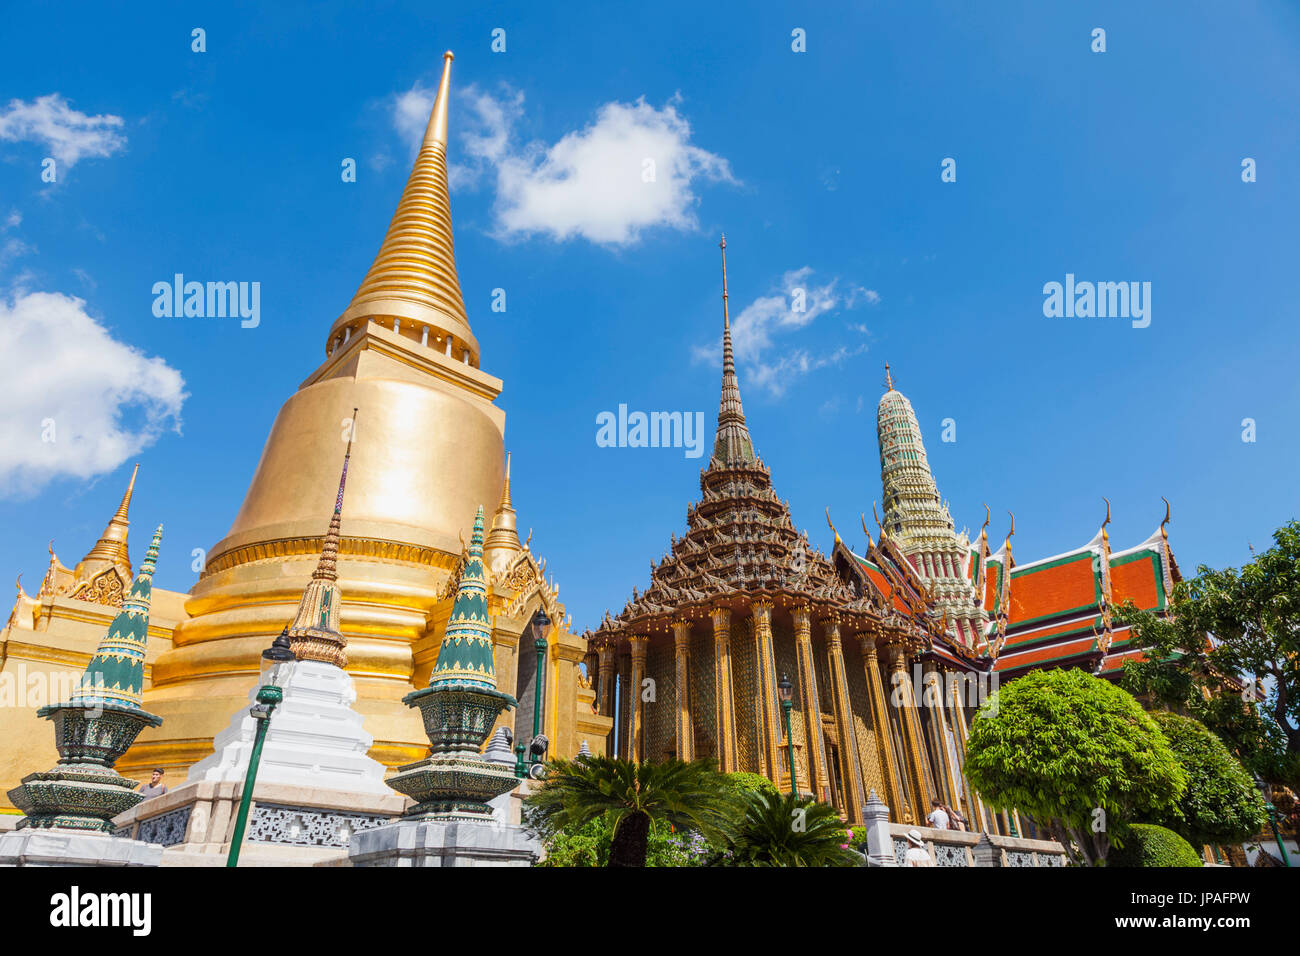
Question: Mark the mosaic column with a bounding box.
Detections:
[922,661,962,810]
[616,649,631,759]
[672,619,694,760]
[823,615,866,823]
[711,606,738,773]
[628,634,649,763]
[792,604,830,801]
[857,630,905,818]
[751,599,782,780]
[887,644,933,819]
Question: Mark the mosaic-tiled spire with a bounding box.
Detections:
[71,523,162,711]
[712,235,756,467]
[429,506,497,690]
[286,413,356,667]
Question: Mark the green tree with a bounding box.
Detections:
[1108,823,1203,868]
[524,756,736,867]
[1140,712,1268,847]
[534,816,701,867]
[713,791,856,867]
[964,668,1186,866]
[1118,519,1300,782]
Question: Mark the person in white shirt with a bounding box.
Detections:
[903,829,932,867]
[926,800,950,830]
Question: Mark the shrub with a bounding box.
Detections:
[1108,823,1203,868]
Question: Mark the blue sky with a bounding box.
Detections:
[1,1,1297,632]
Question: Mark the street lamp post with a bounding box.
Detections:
[226,628,295,868]
[531,611,550,766]
[778,673,796,798]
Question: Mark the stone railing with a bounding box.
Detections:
[885,822,1067,867]
[858,790,1068,867]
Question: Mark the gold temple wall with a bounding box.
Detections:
[842,639,887,803]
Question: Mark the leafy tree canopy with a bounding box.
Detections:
[965,668,1186,865]
[1118,519,1300,784]
[1140,712,1268,846]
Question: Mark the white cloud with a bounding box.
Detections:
[392,82,734,244]
[0,291,186,498]
[0,94,126,168]
[694,267,877,398]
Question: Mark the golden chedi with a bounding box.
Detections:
[113,51,607,780]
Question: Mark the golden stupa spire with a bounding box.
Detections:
[74,462,139,579]
[333,51,478,364]
[484,451,523,572]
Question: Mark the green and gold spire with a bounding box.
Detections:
[429,506,497,690]
[286,412,356,668]
[71,523,163,712]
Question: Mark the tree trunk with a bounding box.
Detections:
[608,812,651,867]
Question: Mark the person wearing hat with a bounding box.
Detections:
[138,768,168,798]
[904,829,932,867]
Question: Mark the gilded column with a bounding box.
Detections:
[616,649,631,759]
[597,642,616,719]
[711,606,738,773]
[948,670,988,832]
[672,619,694,760]
[751,599,781,781]
[627,634,649,763]
[823,616,866,822]
[887,644,933,819]
[922,662,962,810]
[792,604,830,801]
[857,630,904,817]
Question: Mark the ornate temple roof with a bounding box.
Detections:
[591,239,860,641]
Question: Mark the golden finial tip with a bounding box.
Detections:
[444,50,454,60]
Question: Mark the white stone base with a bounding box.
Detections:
[112,778,408,864]
[185,660,391,797]
[0,828,162,867]
[349,817,540,867]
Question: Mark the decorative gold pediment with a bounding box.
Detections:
[71,569,126,608]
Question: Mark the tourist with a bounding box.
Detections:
[904,829,932,867]
[138,769,168,798]
[925,799,950,830]
[943,802,967,831]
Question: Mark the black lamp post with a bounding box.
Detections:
[778,672,796,798]
[531,610,550,766]
[227,627,295,867]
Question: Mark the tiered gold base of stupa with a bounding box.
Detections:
[117,328,507,779]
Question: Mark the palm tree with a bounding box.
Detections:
[525,756,737,867]
[717,791,858,867]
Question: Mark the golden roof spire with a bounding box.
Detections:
[884,362,894,391]
[333,51,478,364]
[711,235,756,467]
[484,451,523,571]
[74,462,138,579]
